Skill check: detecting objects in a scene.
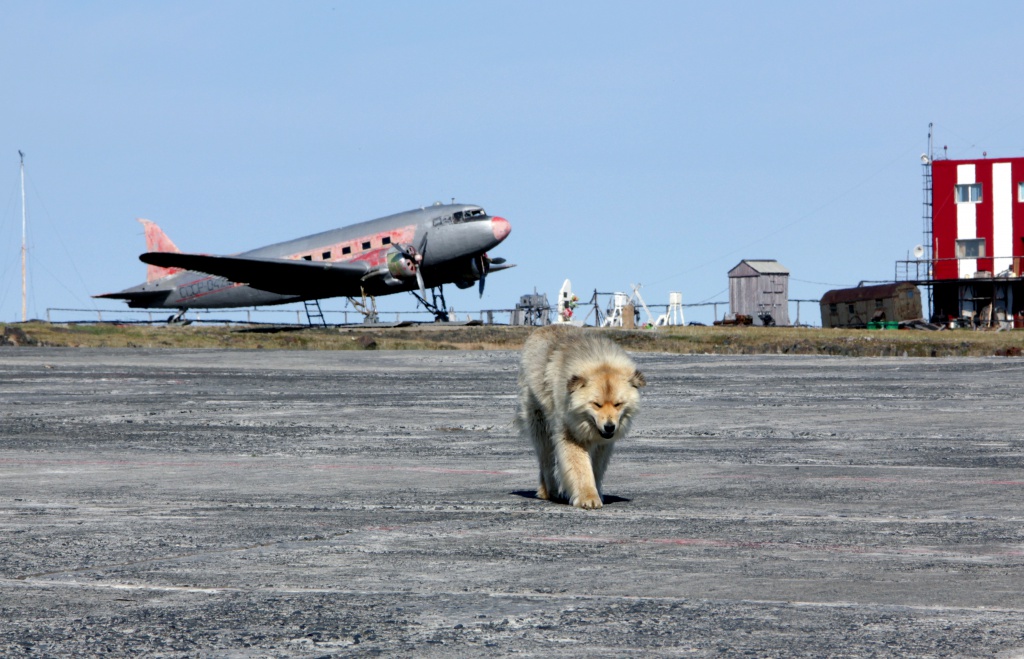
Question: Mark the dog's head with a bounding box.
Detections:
[567,364,646,441]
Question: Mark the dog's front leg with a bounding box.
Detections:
[557,435,602,509]
[590,443,615,495]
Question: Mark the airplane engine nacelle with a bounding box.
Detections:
[384,244,419,285]
[453,256,485,289]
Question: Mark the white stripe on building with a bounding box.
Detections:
[956,163,977,278]
[993,162,1013,275]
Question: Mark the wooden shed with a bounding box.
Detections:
[728,259,790,326]
[819,283,922,328]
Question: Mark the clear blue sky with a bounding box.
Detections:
[3,1,1023,324]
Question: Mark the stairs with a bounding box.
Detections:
[303,299,327,327]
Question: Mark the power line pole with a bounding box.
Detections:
[19,150,27,323]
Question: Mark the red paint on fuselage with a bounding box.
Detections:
[283,224,418,269]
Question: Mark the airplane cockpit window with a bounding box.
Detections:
[432,208,486,227]
[451,208,487,224]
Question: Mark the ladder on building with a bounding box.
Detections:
[303,299,327,327]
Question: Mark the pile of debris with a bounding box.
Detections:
[0,326,37,347]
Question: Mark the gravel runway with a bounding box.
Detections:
[1,348,1023,657]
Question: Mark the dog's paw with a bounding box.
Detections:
[572,490,603,509]
[536,482,550,500]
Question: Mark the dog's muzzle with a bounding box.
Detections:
[600,423,616,439]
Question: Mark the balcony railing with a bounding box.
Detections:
[895,257,1022,283]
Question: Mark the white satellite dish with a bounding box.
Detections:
[920,154,930,165]
[913,245,925,259]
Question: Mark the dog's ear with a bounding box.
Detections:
[630,369,647,388]
[567,375,587,392]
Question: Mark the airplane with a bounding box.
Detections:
[95,202,513,323]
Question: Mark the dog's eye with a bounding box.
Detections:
[592,402,602,410]
[614,402,624,409]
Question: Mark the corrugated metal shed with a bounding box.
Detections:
[820,283,922,328]
[728,259,790,326]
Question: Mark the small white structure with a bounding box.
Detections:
[656,292,685,326]
[555,279,584,325]
[600,284,662,328]
[601,292,631,327]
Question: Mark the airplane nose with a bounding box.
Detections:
[491,216,511,241]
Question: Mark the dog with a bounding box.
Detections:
[515,325,646,509]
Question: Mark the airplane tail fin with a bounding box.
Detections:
[138,218,183,283]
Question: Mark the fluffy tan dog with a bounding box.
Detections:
[515,325,646,509]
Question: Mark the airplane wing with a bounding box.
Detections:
[139,252,372,296]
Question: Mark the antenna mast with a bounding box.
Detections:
[921,125,934,319]
[921,124,933,262]
[19,150,27,322]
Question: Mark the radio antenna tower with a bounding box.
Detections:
[921,125,934,317]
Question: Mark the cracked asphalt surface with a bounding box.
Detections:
[1,347,1023,657]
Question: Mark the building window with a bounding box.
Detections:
[322,251,331,260]
[955,183,982,203]
[342,246,351,255]
[1018,182,1024,202]
[382,236,391,245]
[875,299,884,309]
[301,255,312,261]
[955,238,986,259]
[361,241,371,250]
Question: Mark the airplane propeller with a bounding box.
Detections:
[392,234,428,298]
[415,233,429,297]
[476,253,506,296]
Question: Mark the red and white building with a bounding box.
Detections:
[925,155,1024,324]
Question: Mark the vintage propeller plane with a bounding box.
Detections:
[95,202,513,323]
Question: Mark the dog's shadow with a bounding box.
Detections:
[510,490,631,506]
